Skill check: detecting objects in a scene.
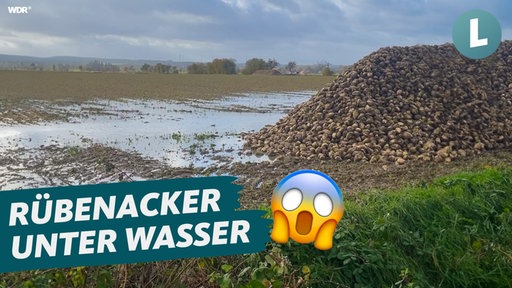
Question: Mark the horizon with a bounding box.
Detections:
[4,39,511,67]
[0,52,352,67]
[1,1,511,65]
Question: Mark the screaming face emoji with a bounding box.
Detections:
[271,170,344,250]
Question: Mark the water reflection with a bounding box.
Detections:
[0,91,312,167]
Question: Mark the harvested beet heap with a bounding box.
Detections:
[246,42,512,164]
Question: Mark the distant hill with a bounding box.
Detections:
[0,54,193,70]
[0,53,347,74]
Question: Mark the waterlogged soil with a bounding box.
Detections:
[2,89,512,209]
[0,92,313,168]
[2,142,512,209]
[0,91,312,192]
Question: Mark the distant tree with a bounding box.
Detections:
[141,63,151,72]
[58,64,70,72]
[311,62,327,73]
[286,61,297,74]
[311,61,332,74]
[322,66,334,76]
[85,60,101,71]
[123,65,135,73]
[139,63,178,74]
[155,63,171,74]
[266,58,279,69]
[242,58,280,74]
[207,58,236,74]
[85,60,119,72]
[187,63,208,74]
[242,58,267,75]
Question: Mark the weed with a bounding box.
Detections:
[188,143,198,155]
[65,146,81,156]
[97,157,115,173]
[194,133,217,142]
[171,132,183,142]
[208,247,307,288]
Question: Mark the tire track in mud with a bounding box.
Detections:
[2,143,512,211]
[0,144,174,190]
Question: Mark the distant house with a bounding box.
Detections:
[252,69,282,75]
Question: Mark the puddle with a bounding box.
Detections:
[0,91,313,168]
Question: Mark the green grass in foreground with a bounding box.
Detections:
[1,168,511,287]
[276,167,512,288]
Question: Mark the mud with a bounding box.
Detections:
[0,144,170,190]
[2,141,512,210]
[2,91,512,210]
[0,92,313,168]
[0,100,71,125]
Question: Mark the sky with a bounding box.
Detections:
[1,0,511,65]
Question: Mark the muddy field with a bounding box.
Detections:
[2,136,512,210]
[0,90,316,192]
[1,71,512,209]
[0,71,333,101]
[0,71,333,124]
[0,72,332,197]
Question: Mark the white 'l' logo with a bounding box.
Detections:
[470,18,488,48]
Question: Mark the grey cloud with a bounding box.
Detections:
[0,0,510,64]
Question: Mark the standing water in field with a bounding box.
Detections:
[0,91,313,168]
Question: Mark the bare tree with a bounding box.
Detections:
[286,61,296,74]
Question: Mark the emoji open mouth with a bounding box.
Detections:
[296,211,313,235]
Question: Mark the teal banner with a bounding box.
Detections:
[0,176,271,273]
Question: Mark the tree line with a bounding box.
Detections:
[187,58,237,74]
[83,61,180,74]
[82,60,120,72]
[140,63,179,74]
[187,58,281,75]
[186,58,335,75]
[241,58,278,74]
[0,57,338,75]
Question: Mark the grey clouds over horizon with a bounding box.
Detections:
[1,0,511,65]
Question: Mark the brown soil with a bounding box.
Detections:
[3,142,511,210]
[220,148,512,208]
[0,71,333,101]
[0,71,332,125]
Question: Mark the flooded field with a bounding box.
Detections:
[0,91,313,190]
[2,85,511,204]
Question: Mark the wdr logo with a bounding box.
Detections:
[8,6,32,14]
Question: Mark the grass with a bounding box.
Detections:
[194,133,218,141]
[279,167,512,287]
[171,132,183,142]
[0,71,334,102]
[1,167,511,287]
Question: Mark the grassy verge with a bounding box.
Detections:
[0,71,334,101]
[2,167,511,287]
[277,167,512,287]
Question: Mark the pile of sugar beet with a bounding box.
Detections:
[245,41,512,164]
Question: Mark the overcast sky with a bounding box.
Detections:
[1,0,511,65]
